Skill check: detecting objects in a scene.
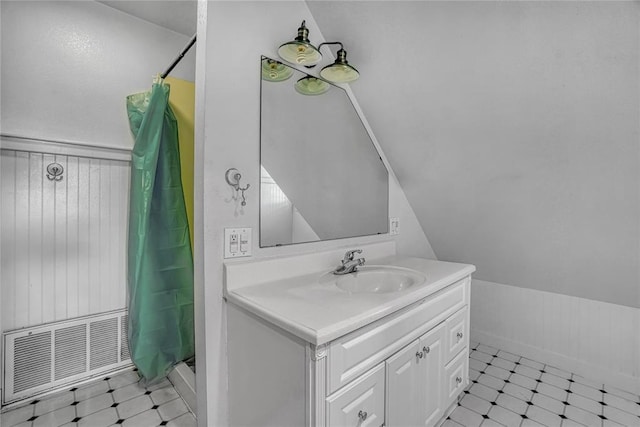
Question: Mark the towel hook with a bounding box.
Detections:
[225,168,250,206]
[46,163,64,181]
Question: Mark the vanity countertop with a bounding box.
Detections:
[224,256,475,346]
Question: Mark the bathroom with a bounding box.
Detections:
[1,1,639,427]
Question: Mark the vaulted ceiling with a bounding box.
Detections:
[307,1,639,307]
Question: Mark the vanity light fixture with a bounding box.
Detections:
[278,21,360,84]
[277,20,322,66]
[317,42,360,83]
[261,58,293,82]
[294,76,330,96]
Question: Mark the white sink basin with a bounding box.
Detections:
[321,265,426,294]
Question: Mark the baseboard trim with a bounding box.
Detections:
[472,329,640,395]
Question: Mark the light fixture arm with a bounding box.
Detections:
[317,41,344,52]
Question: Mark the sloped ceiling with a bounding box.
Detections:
[96,0,196,36]
[308,1,640,307]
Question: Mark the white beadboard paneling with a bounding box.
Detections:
[470,279,640,395]
[1,149,130,331]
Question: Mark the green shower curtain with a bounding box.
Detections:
[126,82,194,383]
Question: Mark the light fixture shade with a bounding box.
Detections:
[319,48,359,83]
[277,21,322,66]
[294,76,330,96]
[261,58,293,82]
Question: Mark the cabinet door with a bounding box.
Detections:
[386,340,421,427]
[418,323,445,427]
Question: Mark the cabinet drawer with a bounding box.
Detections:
[444,347,468,407]
[445,306,468,362]
[326,363,385,427]
[328,277,468,393]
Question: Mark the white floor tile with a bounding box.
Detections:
[107,370,140,390]
[477,373,506,391]
[115,394,153,420]
[519,358,545,371]
[34,391,75,416]
[515,364,542,380]
[469,368,482,382]
[572,374,603,390]
[470,350,494,364]
[567,393,603,415]
[540,373,571,390]
[166,412,197,427]
[150,387,180,406]
[532,392,566,415]
[76,393,113,418]
[1,404,35,427]
[497,350,520,363]
[510,373,538,390]
[111,383,146,404]
[469,358,488,372]
[488,404,523,426]
[537,382,569,402]
[460,394,492,415]
[503,382,534,402]
[480,419,502,427]
[544,365,572,379]
[121,409,162,427]
[78,407,118,427]
[496,393,529,415]
[469,383,500,402]
[561,419,586,427]
[603,404,640,426]
[603,384,640,403]
[603,392,640,416]
[32,405,75,427]
[526,404,563,427]
[441,420,465,427]
[570,381,603,402]
[157,398,189,421]
[75,381,109,402]
[564,405,603,426]
[485,365,511,380]
[491,357,516,372]
[449,406,484,427]
[477,344,499,356]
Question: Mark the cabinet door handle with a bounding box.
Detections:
[456,376,463,385]
[423,346,430,354]
[456,332,464,341]
[358,410,368,421]
[416,351,424,359]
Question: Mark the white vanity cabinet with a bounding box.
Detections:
[227,273,471,427]
[225,247,474,427]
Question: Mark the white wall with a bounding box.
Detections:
[471,279,640,394]
[0,0,195,149]
[195,1,436,424]
[309,1,640,309]
[1,146,130,331]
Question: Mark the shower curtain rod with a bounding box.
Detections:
[161,33,197,79]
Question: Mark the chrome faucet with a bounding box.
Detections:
[333,249,366,275]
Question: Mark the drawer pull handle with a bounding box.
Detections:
[423,346,430,354]
[358,410,368,421]
[456,376,463,385]
[416,351,424,359]
[456,332,464,341]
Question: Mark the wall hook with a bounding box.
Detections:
[46,163,64,181]
[225,168,250,206]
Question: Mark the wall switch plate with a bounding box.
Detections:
[389,217,400,235]
[224,228,252,258]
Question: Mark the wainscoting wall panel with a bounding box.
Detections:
[1,147,130,331]
[470,279,640,394]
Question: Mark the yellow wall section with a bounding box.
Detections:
[165,77,195,250]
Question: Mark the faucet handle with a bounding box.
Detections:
[343,249,363,264]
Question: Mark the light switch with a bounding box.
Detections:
[224,228,252,258]
[389,217,400,235]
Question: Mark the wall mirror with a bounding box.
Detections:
[260,56,389,247]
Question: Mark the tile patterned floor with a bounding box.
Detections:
[445,342,640,427]
[1,369,196,427]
